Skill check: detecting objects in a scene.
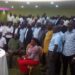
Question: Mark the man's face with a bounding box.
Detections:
[53,26,58,33]
[67,24,73,31]
[14,35,18,39]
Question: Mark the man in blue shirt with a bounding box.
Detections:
[46,26,63,75]
[47,26,62,75]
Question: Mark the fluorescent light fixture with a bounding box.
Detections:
[2,0,71,2]
[56,5,59,8]
[5,1,9,3]
[35,5,39,8]
[11,6,14,8]
[21,5,24,8]
[26,1,30,5]
[50,1,54,4]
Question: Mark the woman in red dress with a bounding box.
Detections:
[17,38,42,75]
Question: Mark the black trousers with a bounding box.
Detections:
[62,55,75,75]
[5,38,11,51]
[46,51,61,75]
[40,53,46,66]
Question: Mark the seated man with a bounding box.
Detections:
[8,34,19,68]
[17,38,43,75]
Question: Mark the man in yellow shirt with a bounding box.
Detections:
[41,24,53,71]
[43,25,53,54]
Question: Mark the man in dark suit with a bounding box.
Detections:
[24,25,33,49]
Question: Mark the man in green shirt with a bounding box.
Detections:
[8,34,19,68]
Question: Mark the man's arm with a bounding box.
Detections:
[53,44,58,53]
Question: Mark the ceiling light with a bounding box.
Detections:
[26,2,30,5]
[5,1,9,4]
[56,5,59,8]
[21,5,24,8]
[50,1,54,5]
[6,0,69,2]
[11,6,14,8]
[35,5,39,8]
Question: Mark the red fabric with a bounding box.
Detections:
[17,59,39,73]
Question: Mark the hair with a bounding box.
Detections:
[68,20,74,26]
[31,38,41,46]
[18,50,25,57]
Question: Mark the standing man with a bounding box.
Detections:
[24,24,33,49]
[62,22,75,75]
[46,26,63,75]
[18,24,26,49]
[41,24,53,70]
[0,31,7,50]
[7,13,14,23]
[33,23,41,39]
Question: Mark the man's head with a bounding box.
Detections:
[67,21,74,32]
[27,24,32,29]
[9,13,12,16]
[47,22,53,30]
[36,22,41,28]
[14,14,17,18]
[53,26,60,33]
[20,23,25,29]
[14,34,18,39]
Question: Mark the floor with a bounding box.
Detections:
[8,66,70,75]
[9,66,42,75]
[8,57,70,75]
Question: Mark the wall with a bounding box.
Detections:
[0,7,75,22]
[10,8,75,17]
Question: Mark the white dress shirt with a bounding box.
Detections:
[5,26,14,38]
[2,25,8,36]
[0,37,6,48]
[33,27,41,39]
[7,14,14,22]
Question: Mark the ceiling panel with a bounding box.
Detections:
[0,0,75,8]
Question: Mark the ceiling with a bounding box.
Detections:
[0,0,75,8]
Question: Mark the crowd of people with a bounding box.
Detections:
[0,13,75,75]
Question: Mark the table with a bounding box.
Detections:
[0,48,8,75]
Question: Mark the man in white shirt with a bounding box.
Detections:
[5,22,14,44]
[0,31,6,50]
[19,15,24,24]
[33,23,41,39]
[27,15,33,25]
[7,13,14,22]
[2,24,8,37]
[18,24,26,48]
[13,15,19,24]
